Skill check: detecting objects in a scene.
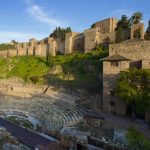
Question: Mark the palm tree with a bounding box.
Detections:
[130,11,143,24]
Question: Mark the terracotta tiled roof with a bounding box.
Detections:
[101,54,131,61]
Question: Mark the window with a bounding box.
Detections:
[110,90,115,96]
[110,101,115,107]
[111,61,119,67]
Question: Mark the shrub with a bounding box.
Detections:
[30,76,40,84]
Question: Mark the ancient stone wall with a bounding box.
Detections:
[3,18,147,58]
[65,32,80,54]
[49,39,56,56]
[84,18,118,53]
[103,61,130,115]
[95,18,118,34]
[17,43,26,56]
[0,49,17,58]
[0,18,119,57]
[84,28,100,53]
[34,44,42,56]
[109,40,150,61]
[98,32,116,44]
[56,40,65,54]
[142,59,150,69]
[27,45,34,55]
[7,49,18,57]
[0,51,8,58]
[72,33,85,52]
[103,40,150,120]
[131,23,144,40]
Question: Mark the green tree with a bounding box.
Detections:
[11,40,18,44]
[115,68,150,117]
[115,15,131,31]
[66,27,71,32]
[50,27,72,40]
[145,20,150,40]
[91,23,96,28]
[46,50,54,67]
[116,26,124,43]
[130,11,143,25]
[126,128,150,150]
[115,15,130,43]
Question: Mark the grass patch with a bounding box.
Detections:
[0,46,108,92]
[5,116,34,130]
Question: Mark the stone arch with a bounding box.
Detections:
[131,23,144,40]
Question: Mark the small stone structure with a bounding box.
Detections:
[102,40,150,121]
[131,23,145,40]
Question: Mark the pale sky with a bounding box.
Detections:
[0,0,149,43]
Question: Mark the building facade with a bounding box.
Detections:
[102,39,150,121]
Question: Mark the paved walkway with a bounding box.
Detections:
[0,118,61,149]
[84,111,150,139]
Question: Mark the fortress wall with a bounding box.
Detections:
[40,44,48,57]
[1,18,120,57]
[65,32,72,54]
[16,37,56,57]
[0,51,8,58]
[22,42,29,56]
[18,48,26,56]
[142,59,150,69]
[84,28,116,53]
[22,42,29,48]
[17,41,34,56]
[49,40,56,56]
[17,43,26,56]
[72,33,85,52]
[98,32,116,44]
[7,49,18,57]
[84,28,100,53]
[57,40,65,54]
[34,44,48,57]
[29,38,36,44]
[34,44,41,56]
[103,61,130,115]
[27,46,34,55]
[95,18,118,34]
[131,23,144,40]
[109,41,150,60]
[0,49,17,58]
[65,32,80,54]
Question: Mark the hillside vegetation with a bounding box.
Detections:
[0,43,15,51]
[0,46,108,92]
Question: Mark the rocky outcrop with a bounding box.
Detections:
[49,65,75,81]
[0,77,45,97]
[49,65,63,75]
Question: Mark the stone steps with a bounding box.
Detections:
[0,96,84,131]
